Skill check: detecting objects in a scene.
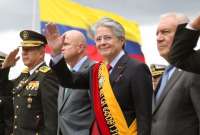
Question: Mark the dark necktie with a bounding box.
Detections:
[107,64,112,72]
[22,72,30,81]
[27,72,30,77]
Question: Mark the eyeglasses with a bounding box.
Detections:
[95,35,113,43]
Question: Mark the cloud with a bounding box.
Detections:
[0,30,21,52]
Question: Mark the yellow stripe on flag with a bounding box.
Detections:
[39,0,142,45]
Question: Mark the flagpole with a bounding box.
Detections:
[32,0,37,30]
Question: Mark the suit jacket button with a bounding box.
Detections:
[152,118,156,122]
[27,104,31,108]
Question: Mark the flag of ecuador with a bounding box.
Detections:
[39,0,144,62]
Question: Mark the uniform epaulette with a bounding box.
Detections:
[150,64,166,77]
[21,67,29,73]
[39,66,51,73]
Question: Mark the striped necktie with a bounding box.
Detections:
[156,66,173,102]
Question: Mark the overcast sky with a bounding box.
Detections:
[0,0,199,77]
[0,0,199,30]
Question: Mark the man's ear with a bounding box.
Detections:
[120,37,125,44]
[77,44,85,53]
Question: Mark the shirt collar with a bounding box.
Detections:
[167,65,176,80]
[67,56,88,72]
[29,61,45,75]
[109,50,125,68]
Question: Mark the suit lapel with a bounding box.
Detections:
[79,58,93,71]
[110,55,128,85]
[59,58,92,112]
[58,86,70,111]
[58,86,64,111]
[59,87,71,112]
[153,68,182,114]
[152,78,162,112]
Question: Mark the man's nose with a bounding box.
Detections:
[157,33,164,42]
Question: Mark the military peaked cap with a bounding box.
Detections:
[0,51,7,62]
[20,30,47,47]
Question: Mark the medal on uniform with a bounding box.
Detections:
[27,97,33,103]
[26,81,39,90]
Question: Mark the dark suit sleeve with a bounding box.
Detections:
[0,68,15,99]
[0,68,14,135]
[131,63,153,135]
[169,23,200,74]
[0,68,10,82]
[3,95,13,135]
[39,71,59,135]
[50,57,90,89]
[0,67,13,96]
[189,74,200,134]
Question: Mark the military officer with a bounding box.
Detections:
[0,30,59,135]
[0,52,13,135]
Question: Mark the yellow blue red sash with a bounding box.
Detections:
[91,62,137,135]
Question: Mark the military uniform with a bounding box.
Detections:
[0,30,59,135]
[150,64,166,78]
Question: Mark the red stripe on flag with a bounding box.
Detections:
[129,54,145,63]
[45,44,145,63]
[45,44,52,54]
[86,45,103,61]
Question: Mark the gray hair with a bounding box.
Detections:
[89,17,125,39]
[160,12,190,24]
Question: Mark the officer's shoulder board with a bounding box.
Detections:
[39,66,51,73]
[21,67,29,73]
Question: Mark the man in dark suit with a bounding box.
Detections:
[0,30,59,135]
[0,52,13,135]
[45,18,153,135]
[152,12,200,135]
[169,15,200,74]
[56,30,94,135]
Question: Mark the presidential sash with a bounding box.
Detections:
[91,62,137,135]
